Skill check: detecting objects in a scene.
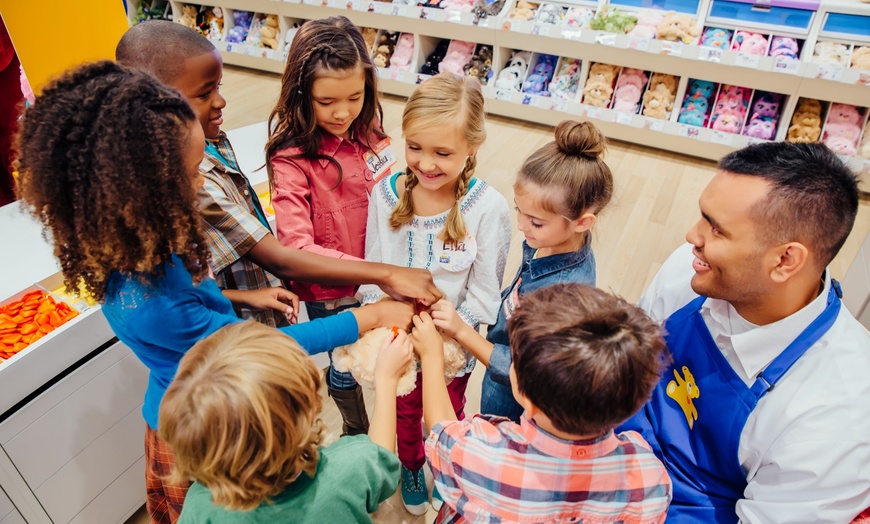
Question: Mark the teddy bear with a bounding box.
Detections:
[786,98,823,143]
[439,40,476,75]
[508,1,538,20]
[496,65,524,91]
[175,4,197,30]
[768,35,799,60]
[588,62,619,85]
[332,327,467,396]
[374,45,392,68]
[583,78,614,107]
[851,46,870,70]
[258,14,280,50]
[361,27,379,55]
[589,7,637,34]
[389,33,415,71]
[656,12,700,44]
[535,4,563,24]
[548,58,581,99]
[813,41,850,65]
[642,83,674,119]
[699,26,732,49]
[648,72,678,95]
[563,7,594,28]
[628,9,665,40]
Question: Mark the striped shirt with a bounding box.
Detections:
[425,415,671,524]
[197,133,284,327]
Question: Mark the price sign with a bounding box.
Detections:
[734,53,761,69]
[561,29,582,41]
[390,70,407,82]
[773,57,800,74]
[531,23,554,37]
[628,37,650,51]
[711,130,735,145]
[814,64,845,81]
[678,124,701,139]
[616,112,634,125]
[586,106,602,120]
[646,117,666,131]
[552,98,568,112]
[495,88,514,101]
[595,33,617,46]
[697,48,722,62]
[660,41,683,56]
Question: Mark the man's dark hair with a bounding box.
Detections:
[718,142,859,270]
[509,283,670,436]
[116,20,216,83]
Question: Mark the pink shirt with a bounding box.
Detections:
[270,133,376,302]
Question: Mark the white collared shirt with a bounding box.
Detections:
[640,243,870,524]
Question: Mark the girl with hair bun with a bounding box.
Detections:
[431,119,614,422]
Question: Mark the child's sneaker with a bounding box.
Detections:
[432,483,444,512]
[401,465,429,515]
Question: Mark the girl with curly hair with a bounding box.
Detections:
[15,60,411,523]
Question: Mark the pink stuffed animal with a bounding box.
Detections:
[712,112,741,133]
[389,33,415,71]
[732,30,768,55]
[628,9,665,39]
[439,40,476,75]
[616,68,649,91]
[613,84,642,113]
[825,135,858,156]
[828,102,862,126]
[743,117,776,140]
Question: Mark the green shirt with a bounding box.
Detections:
[178,435,400,523]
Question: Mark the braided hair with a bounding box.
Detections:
[389,73,486,244]
[15,61,208,301]
[265,16,386,190]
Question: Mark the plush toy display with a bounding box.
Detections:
[859,119,870,159]
[678,79,716,126]
[258,14,280,50]
[361,26,379,55]
[768,36,800,60]
[522,54,557,95]
[389,33,415,71]
[731,30,769,55]
[587,62,619,85]
[812,41,850,65]
[495,66,524,90]
[333,327,467,396]
[439,40,477,74]
[548,58,582,100]
[176,4,197,30]
[786,98,824,143]
[464,45,494,83]
[642,72,679,119]
[506,50,532,78]
[589,7,637,34]
[741,91,783,140]
[612,68,648,113]
[196,7,224,40]
[699,26,732,49]
[472,0,506,24]
[582,63,619,107]
[628,10,665,40]
[822,102,864,156]
[852,46,870,70]
[226,10,254,43]
[535,4,564,24]
[655,12,700,44]
[419,39,450,75]
[709,84,750,134]
[562,7,594,28]
[507,1,538,20]
[441,0,476,13]
[373,32,399,68]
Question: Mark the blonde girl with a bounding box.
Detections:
[430,120,614,423]
[358,72,511,515]
[266,16,399,436]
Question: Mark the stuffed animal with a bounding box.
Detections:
[439,40,476,75]
[583,78,614,107]
[642,83,674,119]
[732,30,768,55]
[361,27,378,55]
[374,45,391,68]
[507,1,538,20]
[506,50,532,78]
[648,72,678,94]
[333,327,467,396]
[828,102,863,126]
[563,7,594,28]
[176,4,197,29]
[813,41,850,65]
[750,92,781,122]
[628,9,665,39]
[535,4,563,24]
[768,36,799,60]
[389,33,415,71]
[588,7,637,34]
[686,79,715,101]
[743,117,776,140]
[472,0,505,24]
[825,135,858,156]
[226,10,253,43]
[522,55,557,95]
[611,68,648,113]
[679,97,709,126]
[419,39,449,75]
[588,62,619,85]
[859,120,870,158]
[548,58,581,99]
[656,12,700,44]
[710,84,749,131]
[786,98,823,143]
[616,68,648,91]
[464,45,494,82]
[851,46,870,70]
[712,112,741,133]
[496,65,524,91]
[258,14,280,50]
[699,27,732,49]
[822,103,863,154]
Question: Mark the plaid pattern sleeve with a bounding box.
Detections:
[425,415,672,524]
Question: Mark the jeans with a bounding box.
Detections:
[306,300,360,391]
[479,368,523,423]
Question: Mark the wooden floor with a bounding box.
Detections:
[127,64,870,524]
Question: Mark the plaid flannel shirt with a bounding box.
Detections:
[426,414,672,524]
[198,133,284,327]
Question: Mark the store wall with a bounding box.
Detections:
[0,0,128,92]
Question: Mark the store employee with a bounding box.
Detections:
[620,142,870,523]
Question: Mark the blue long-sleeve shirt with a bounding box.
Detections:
[487,241,596,385]
[102,255,358,430]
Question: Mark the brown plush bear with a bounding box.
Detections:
[258,14,280,49]
[656,12,700,44]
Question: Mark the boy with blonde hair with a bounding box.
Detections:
[411,283,673,523]
[159,321,413,522]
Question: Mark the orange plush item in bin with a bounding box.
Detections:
[0,290,78,361]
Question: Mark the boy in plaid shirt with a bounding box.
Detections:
[411,283,673,523]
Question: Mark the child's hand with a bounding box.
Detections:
[372,299,415,330]
[374,330,413,387]
[381,267,443,307]
[225,287,299,323]
[429,299,465,338]
[411,312,444,362]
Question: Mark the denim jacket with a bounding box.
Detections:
[487,239,596,385]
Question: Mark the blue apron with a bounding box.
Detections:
[619,282,842,522]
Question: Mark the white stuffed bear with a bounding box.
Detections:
[333,326,468,396]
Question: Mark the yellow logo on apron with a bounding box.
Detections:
[667,366,700,429]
